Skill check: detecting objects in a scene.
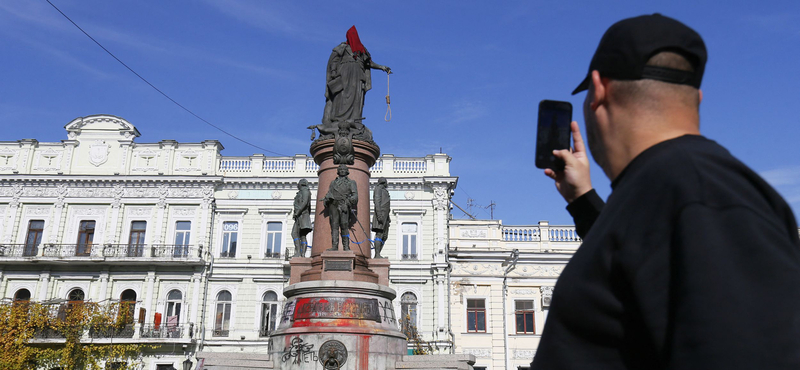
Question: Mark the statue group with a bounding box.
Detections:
[290,172,390,258]
[295,26,392,258]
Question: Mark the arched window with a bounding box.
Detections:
[165,290,182,325]
[260,291,279,336]
[119,290,136,324]
[68,288,85,302]
[14,288,31,302]
[214,290,232,337]
[401,292,418,334]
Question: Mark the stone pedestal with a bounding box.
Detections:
[300,139,380,284]
[289,257,312,285]
[269,280,406,370]
[367,258,391,287]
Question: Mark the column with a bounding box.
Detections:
[190,272,202,326]
[98,270,109,300]
[37,270,50,301]
[144,270,156,323]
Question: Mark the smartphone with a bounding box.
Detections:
[535,100,572,171]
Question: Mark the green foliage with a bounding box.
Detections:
[401,314,433,355]
[0,301,149,370]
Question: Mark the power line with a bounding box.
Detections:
[44,0,289,157]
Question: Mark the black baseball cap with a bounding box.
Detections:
[572,14,707,95]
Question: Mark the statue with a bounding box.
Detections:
[308,25,391,143]
[371,177,390,258]
[291,179,312,257]
[324,164,358,251]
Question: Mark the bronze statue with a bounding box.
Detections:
[324,164,358,251]
[371,177,390,258]
[309,25,391,143]
[291,179,312,257]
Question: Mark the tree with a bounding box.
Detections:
[0,300,149,370]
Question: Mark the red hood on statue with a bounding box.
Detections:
[346,25,367,55]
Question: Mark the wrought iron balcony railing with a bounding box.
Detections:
[89,324,135,339]
[0,243,38,257]
[264,251,281,259]
[139,323,189,339]
[212,328,229,337]
[401,254,418,260]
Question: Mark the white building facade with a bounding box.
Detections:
[0,115,458,369]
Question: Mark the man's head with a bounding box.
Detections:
[298,179,308,189]
[378,177,387,186]
[337,164,350,177]
[575,14,707,180]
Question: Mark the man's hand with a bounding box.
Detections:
[544,121,593,204]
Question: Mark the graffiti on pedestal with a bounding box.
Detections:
[282,337,318,365]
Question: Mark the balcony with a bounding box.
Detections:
[140,323,192,339]
[264,251,281,259]
[0,244,38,257]
[0,243,206,265]
[90,324,136,339]
[401,254,418,260]
[217,153,451,178]
[31,323,194,343]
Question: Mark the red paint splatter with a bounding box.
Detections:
[359,335,369,370]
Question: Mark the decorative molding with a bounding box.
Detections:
[431,185,448,211]
[88,140,110,167]
[70,188,112,198]
[24,206,51,216]
[512,349,536,359]
[127,206,153,218]
[0,148,18,171]
[404,191,415,200]
[73,207,107,216]
[175,150,202,172]
[511,289,536,295]
[462,348,492,358]
[131,148,159,172]
[460,229,487,238]
[172,207,197,217]
[540,286,554,308]
[33,148,63,171]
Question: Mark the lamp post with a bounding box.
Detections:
[182,358,193,370]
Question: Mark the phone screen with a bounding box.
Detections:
[535,100,572,171]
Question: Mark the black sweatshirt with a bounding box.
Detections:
[532,135,800,370]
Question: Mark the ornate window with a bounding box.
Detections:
[221,222,238,258]
[128,221,146,257]
[174,221,191,257]
[466,299,486,333]
[14,288,31,302]
[24,220,44,257]
[76,220,96,256]
[265,222,282,258]
[214,290,233,336]
[259,291,279,336]
[400,292,418,334]
[515,300,535,334]
[401,222,418,260]
[165,290,182,325]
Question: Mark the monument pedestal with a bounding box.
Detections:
[269,280,405,370]
[274,138,405,369]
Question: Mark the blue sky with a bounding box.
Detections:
[1,0,798,225]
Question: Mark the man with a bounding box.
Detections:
[291,179,312,257]
[324,164,358,251]
[371,177,391,258]
[533,14,800,369]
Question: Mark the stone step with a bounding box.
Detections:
[400,354,476,364]
[395,361,471,370]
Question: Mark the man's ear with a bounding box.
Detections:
[589,70,607,111]
[698,89,703,104]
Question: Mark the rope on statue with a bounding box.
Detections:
[384,72,392,122]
